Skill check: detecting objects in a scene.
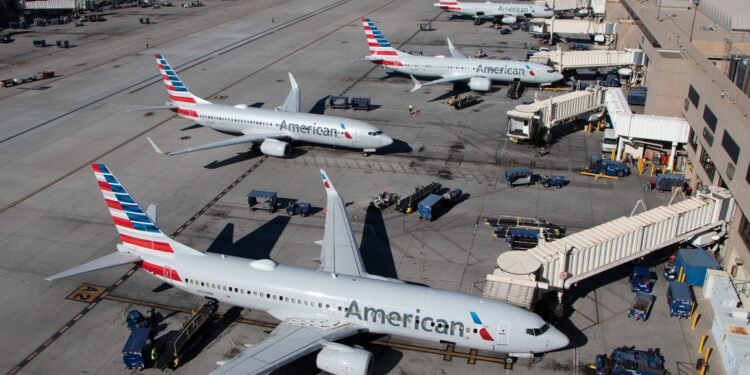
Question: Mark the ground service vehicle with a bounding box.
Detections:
[630,266,654,293]
[588,155,631,177]
[507,78,523,99]
[540,175,565,188]
[667,282,694,318]
[654,173,685,192]
[122,327,153,370]
[417,194,445,221]
[627,292,654,321]
[286,202,311,216]
[594,347,668,374]
[247,190,277,213]
[395,182,441,213]
[504,167,535,187]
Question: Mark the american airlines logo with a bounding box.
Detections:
[345,300,467,337]
[475,65,528,76]
[498,6,530,13]
[279,120,345,138]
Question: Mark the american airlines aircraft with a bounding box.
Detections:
[435,1,555,23]
[359,18,564,92]
[146,54,393,157]
[47,164,570,375]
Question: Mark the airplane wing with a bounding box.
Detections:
[276,72,300,113]
[210,318,365,375]
[318,170,367,277]
[147,135,268,156]
[446,38,467,59]
[409,73,476,92]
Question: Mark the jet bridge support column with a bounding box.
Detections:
[668,142,677,172]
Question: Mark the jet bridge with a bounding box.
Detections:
[529,49,645,71]
[484,187,735,307]
[506,86,606,142]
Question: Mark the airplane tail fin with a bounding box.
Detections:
[91,163,205,258]
[361,18,408,61]
[435,1,461,11]
[153,54,211,108]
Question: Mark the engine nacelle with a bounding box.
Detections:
[468,77,491,91]
[259,139,291,157]
[316,344,373,375]
[501,15,517,24]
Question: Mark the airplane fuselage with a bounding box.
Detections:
[177,104,392,151]
[439,2,555,19]
[142,251,568,355]
[386,55,564,85]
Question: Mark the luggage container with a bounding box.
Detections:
[667,282,694,318]
[628,87,647,106]
[122,327,152,370]
[247,190,277,213]
[417,194,444,221]
[627,292,654,321]
[654,173,685,192]
[328,96,349,109]
[351,97,370,111]
[504,167,535,187]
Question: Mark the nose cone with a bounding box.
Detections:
[379,134,393,148]
[553,72,565,82]
[548,327,570,350]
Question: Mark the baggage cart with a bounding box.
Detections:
[627,292,654,321]
[667,282,693,318]
[247,190,277,213]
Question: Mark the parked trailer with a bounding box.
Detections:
[627,292,654,321]
[593,347,668,375]
[417,194,445,221]
[395,182,441,213]
[122,327,153,370]
[667,282,694,318]
[247,190,277,213]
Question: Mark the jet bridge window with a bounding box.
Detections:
[525,323,550,336]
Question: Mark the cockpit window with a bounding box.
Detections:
[547,69,557,74]
[367,131,383,136]
[525,323,551,336]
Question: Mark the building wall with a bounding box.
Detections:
[609,0,750,289]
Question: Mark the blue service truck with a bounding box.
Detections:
[123,327,153,370]
[587,155,631,177]
[417,189,462,221]
[630,266,655,293]
[667,282,694,318]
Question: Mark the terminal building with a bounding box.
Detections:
[606,0,750,302]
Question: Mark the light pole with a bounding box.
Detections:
[689,0,700,42]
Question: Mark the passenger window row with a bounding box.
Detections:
[200,114,274,126]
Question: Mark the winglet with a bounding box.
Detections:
[147,137,165,155]
[320,169,337,194]
[447,38,467,59]
[288,72,298,89]
[409,75,423,92]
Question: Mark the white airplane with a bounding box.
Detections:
[435,1,554,23]
[47,164,570,375]
[145,54,393,157]
[359,18,564,92]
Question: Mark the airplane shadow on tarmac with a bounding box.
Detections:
[206,217,290,260]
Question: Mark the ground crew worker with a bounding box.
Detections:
[150,347,158,361]
[408,104,414,114]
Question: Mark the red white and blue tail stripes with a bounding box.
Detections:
[92,163,175,256]
[436,1,461,11]
[154,54,196,105]
[362,18,404,67]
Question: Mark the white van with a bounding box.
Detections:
[601,128,618,153]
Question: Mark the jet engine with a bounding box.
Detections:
[259,139,291,157]
[316,344,373,375]
[500,15,517,24]
[468,77,491,91]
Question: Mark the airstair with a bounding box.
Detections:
[484,187,735,308]
[506,86,606,142]
[529,49,645,71]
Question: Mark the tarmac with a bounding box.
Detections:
[0,0,722,374]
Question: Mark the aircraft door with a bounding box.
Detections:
[494,321,510,346]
